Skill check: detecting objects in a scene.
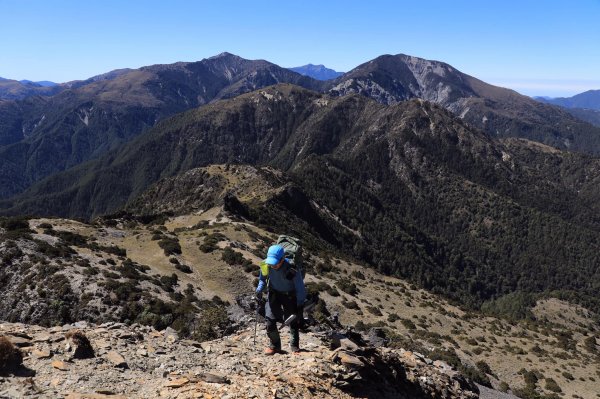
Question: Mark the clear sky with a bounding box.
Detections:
[1,0,599,97]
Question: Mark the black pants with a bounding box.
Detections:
[265,290,300,349]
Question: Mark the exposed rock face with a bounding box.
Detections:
[327,54,600,155]
[0,321,480,398]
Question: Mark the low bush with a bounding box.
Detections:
[545,378,561,393]
[401,319,417,330]
[562,371,574,380]
[0,336,23,374]
[175,264,192,273]
[336,278,359,296]
[350,270,365,280]
[342,300,360,310]
[387,313,400,322]
[366,306,383,316]
[158,237,182,256]
[428,348,491,387]
[222,247,245,265]
[199,233,226,253]
[476,360,493,375]
[160,273,179,292]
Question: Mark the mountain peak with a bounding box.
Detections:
[208,51,241,60]
[289,64,344,80]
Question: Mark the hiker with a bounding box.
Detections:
[256,244,306,355]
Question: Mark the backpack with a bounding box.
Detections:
[276,235,305,278]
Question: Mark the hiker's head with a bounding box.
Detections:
[265,245,285,269]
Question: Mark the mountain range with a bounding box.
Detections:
[535,90,600,127]
[3,52,600,203]
[0,53,324,198]
[3,83,600,318]
[537,89,600,110]
[0,77,63,100]
[3,52,600,313]
[289,63,344,80]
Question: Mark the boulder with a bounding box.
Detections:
[105,351,128,368]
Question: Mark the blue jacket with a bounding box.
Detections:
[256,259,306,306]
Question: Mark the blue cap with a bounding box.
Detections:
[265,244,285,266]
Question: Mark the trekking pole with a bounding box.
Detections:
[253,308,258,345]
[253,294,262,345]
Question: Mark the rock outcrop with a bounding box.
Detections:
[0,321,479,398]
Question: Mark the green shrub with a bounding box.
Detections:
[428,348,491,387]
[0,217,34,240]
[221,247,245,265]
[366,306,383,316]
[191,305,230,342]
[554,330,575,351]
[336,278,359,296]
[519,368,539,388]
[199,233,226,253]
[476,360,492,375]
[481,292,536,321]
[401,319,417,330]
[0,217,30,231]
[243,263,257,273]
[561,371,574,380]
[54,231,88,246]
[545,378,561,393]
[101,269,120,279]
[350,270,365,280]
[460,365,491,388]
[584,336,597,354]
[355,320,367,331]
[34,239,75,259]
[341,300,360,310]
[175,264,192,273]
[159,274,179,292]
[119,259,142,280]
[158,237,182,256]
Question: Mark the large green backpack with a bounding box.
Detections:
[276,235,305,278]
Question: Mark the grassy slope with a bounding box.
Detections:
[35,211,600,398]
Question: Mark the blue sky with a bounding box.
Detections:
[1,0,599,97]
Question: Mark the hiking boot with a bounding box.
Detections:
[290,346,300,354]
[264,347,281,356]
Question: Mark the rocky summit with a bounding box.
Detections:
[0,320,484,399]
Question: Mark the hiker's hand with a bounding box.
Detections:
[253,292,263,303]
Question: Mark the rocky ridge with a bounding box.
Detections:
[327,54,600,154]
[0,320,480,399]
